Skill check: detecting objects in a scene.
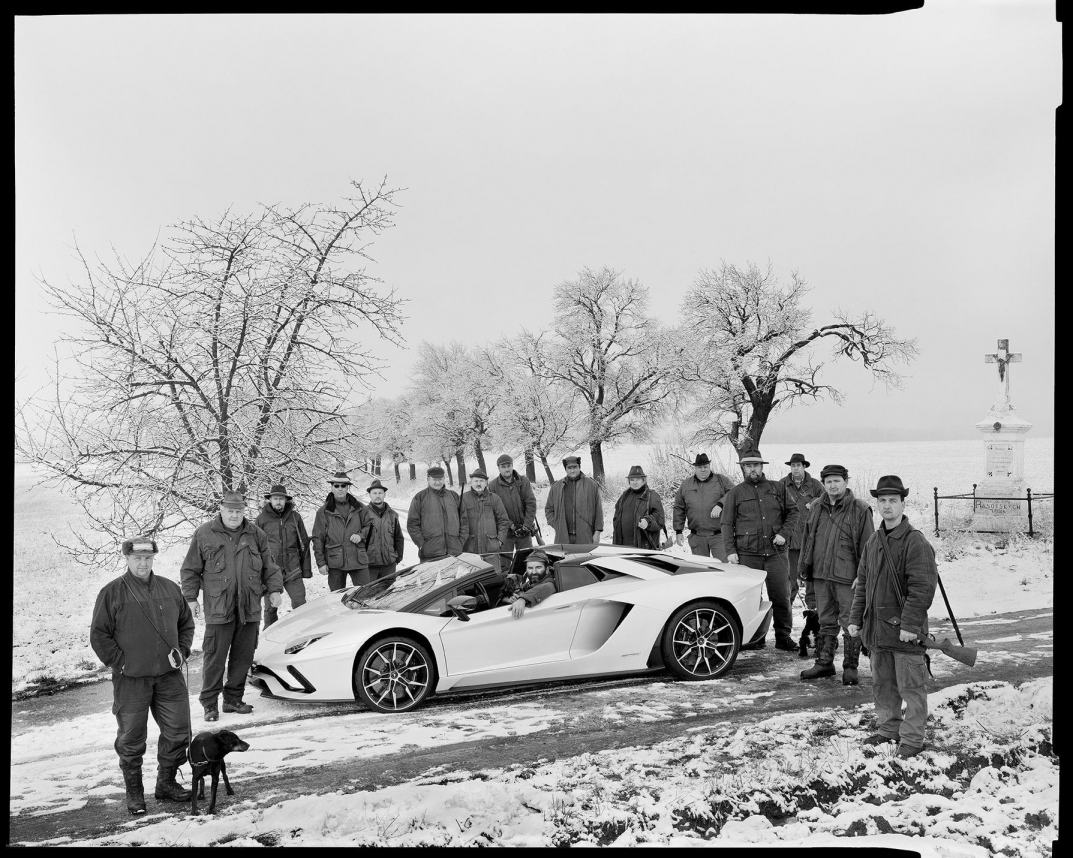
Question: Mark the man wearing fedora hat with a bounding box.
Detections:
[776,453,824,607]
[407,465,463,562]
[365,479,405,580]
[312,471,375,592]
[720,448,796,651]
[91,536,195,814]
[672,453,736,560]
[612,465,666,549]
[255,484,312,629]
[459,469,511,571]
[797,464,874,684]
[181,490,284,721]
[848,476,937,758]
[545,455,603,545]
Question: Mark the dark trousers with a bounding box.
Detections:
[501,534,534,553]
[872,648,929,750]
[786,549,801,605]
[201,619,259,707]
[263,577,307,629]
[368,563,397,581]
[813,578,855,638]
[113,670,191,769]
[328,567,372,592]
[738,552,792,637]
[688,532,727,562]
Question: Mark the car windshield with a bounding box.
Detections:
[342,555,486,612]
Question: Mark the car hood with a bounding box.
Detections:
[260,591,386,644]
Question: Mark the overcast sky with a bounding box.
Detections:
[15,5,1057,444]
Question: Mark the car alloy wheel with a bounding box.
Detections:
[661,600,740,680]
[355,636,434,713]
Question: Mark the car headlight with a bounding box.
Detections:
[284,633,331,655]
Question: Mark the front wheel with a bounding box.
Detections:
[661,601,740,680]
[354,636,435,713]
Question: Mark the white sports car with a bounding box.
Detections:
[250,544,773,713]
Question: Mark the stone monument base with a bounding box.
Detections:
[969,482,1030,532]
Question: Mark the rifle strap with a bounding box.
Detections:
[875,526,907,608]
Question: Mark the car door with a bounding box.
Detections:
[438,588,586,676]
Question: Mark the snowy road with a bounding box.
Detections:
[8,607,1052,846]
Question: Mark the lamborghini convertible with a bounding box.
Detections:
[249,544,773,713]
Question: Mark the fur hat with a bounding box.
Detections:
[562,455,581,467]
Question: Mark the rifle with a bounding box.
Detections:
[882,617,977,666]
[533,521,545,546]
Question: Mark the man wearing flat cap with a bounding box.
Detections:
[798,464,874,684]
[407,465,463,562]
[488,454,538,552]
[312,470,375,592]
[365,479,405,580]
[672,453,736,560]
[459,468,511,571]
[848,476,937,758]
[720,448,796,651]
[255,483,312,629]
[181,490,283,722]
[612,465,666,549]
[776,453,824,606]
[91,537,195,815]
[545,455,604,545]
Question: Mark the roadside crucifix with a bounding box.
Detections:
[984,338,1022,408]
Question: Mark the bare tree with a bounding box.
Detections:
[525,267,676,484]
[16,180,407,563]
[677,261,918,452]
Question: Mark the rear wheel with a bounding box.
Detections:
[354,636,434,713]
[661,601,740,680]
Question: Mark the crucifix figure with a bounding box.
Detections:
[984,338,1022,408]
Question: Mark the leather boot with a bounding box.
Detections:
[842,634,862,685]
[120,764,146,815]
[800,634,837,680]
[154,763,192,802]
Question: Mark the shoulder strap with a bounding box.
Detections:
[875,526,907,607]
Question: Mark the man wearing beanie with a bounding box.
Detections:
[459,469,511,571]
[798,464,875,685]
[488,454,538,552]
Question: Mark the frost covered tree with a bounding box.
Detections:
[16,180,406,562]
[677,261,918,452]
[524,267,676,484]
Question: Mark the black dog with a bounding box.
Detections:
[188,729,250,815]
[798,609,820,657]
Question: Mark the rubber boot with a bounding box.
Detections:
[154,763,192,802]
[842,634,862,685]
[120,764,146,815]
[800,634,837,680]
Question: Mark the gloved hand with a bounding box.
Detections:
[268,592,283,608]
[188,601,201,619]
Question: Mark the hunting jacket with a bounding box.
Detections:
[487,471,537,530]
[407,486,463,561]
[91,571,195,677]
[797,490,874,584]
[720,476,788,557]
[612,486,666,549]
[672,472,736,535]
[545,473,604,544]
[459,488,511,556]
[848,517,937,653]
[777,472,825,549]
[180,515,283,625]
[255,501,312,581]
[366,502,405,567]
[311,494,374,572]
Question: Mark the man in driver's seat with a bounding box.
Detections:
[501,550,557,619]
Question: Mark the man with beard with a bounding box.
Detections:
[544,455,603,545]
[720,449,795,651]
[459,468,511,571]
[849,476,937,758]
[501,549,558,619]
[672,452,735,560]
[406,465,463,562]
[488,454,538,551]
[255,484,311,629]
[612,465,666,549]
[776,453,824,607]
[365,478,405,580]
[798,464,875,684]
[311,471,374,592]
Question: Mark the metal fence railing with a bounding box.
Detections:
[932,485,1054,537]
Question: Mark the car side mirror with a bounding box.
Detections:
[447,594,477,621]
